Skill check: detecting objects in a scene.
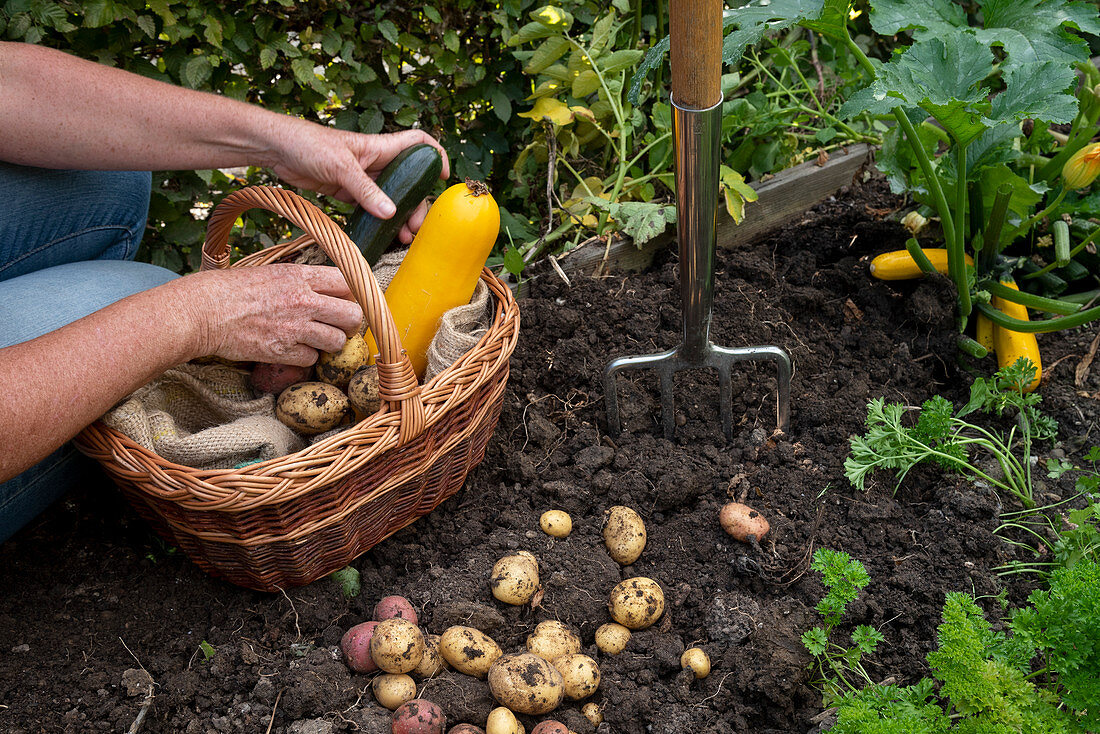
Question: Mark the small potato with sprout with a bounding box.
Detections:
[594,623,631,655]
[608,577,665,630]
[526,620,581,662]
[439,626,502,678]
[539,510,572,538]
[370,618,425,674]
[373,673,417,710]
[552,653,600,700]
[490,552,540,605]
[719,502,770,542]
[488,653,564,715]
[602,505,647,565]
[681,647,711,679]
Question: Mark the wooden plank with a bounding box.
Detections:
[717,143,872,249]
[515,143,873,288]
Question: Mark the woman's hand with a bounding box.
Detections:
[184,264,364,366]
[267,123,450,243]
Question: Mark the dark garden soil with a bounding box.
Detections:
[2,175,1099,734]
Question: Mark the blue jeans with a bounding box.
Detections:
[0,162,178,543]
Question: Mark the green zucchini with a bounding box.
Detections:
[346,143,444,265]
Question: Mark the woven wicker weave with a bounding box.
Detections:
[75,186,520,591]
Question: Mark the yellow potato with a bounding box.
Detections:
[552,653,600,700]
[369,618,424,674]
[486,706,522,734]
[594,623,631,655]
[439,625,502,678]
[602,505,647,565]
[526,620,581,662]
[488,653,565,715]
[681,647,711,679]
[491,552,540,605]
[719,502,770,542]
[581,702,603,726]
[412,633,448,679]
[608,577,665,630]
[347,363,381,417]
[317,333,369,389]
[372,673,416,710]
[539,510,572,538]
[275,381,351,435]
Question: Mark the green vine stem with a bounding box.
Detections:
[982,183,1013,268]
[975,300,1100,333]
[981,279,1083,316]
[952,144,971,326]
[904,237,937,274]
[1021,221,1100,280]
[1005,185,1067,243]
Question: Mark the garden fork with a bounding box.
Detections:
[603,0,792,440]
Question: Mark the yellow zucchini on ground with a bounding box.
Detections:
[991,281,1041,392]
[366,179,500,379]
[869,248,973,280]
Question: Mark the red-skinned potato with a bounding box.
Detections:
[374,595,419,625]
[531,722,569,734]
[719,502,770,542]
[392,699,446,734]
[251,362,311,394]
[447,726,485,734]
[341,620,380,673]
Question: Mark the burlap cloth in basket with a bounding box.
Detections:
[101,249,491,470]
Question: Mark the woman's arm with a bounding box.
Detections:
[0,41,449,226]
[0,264,364,480]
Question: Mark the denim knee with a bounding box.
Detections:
[0,164,153,280]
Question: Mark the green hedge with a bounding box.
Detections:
[2,0,639,271]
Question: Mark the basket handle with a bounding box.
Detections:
[201,186,426,445]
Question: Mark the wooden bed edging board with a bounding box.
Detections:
[512,143,873,292]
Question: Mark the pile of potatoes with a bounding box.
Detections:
[251,332,381,436]
[338,502,733,733]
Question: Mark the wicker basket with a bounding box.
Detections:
[75,186,520,591]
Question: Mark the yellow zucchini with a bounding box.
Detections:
[869,248,973,280]
[975,313,995,354]
[366,179,500,379]
[991,281,1041,392]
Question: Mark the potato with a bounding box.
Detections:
[370,618,425,674]
[374,595,419,625]
[602,505,646,565]
[275,381,352,435]
[341,620,380,673]
[552,654,600,701]
[413,634,449,679]
[485,707,521,734]
[488,653,564,715]
[439,626,502,678]
[608,577,665,630]
[538,510,572,539]
[719,502,770,542]
[392,699,446,734]
[681,647,711,679]
[373,673,417,710]
[317,333,369,389]
[448,726,485,734]
[348,363,381,416]
[525,620,581,662]
[251,362,311,394]
[490,553,540,606]
[581,702,602,727]
[594,623,631,655]
[530,722,569,734]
